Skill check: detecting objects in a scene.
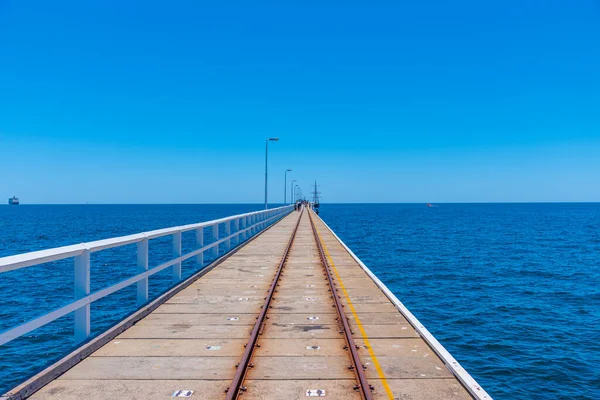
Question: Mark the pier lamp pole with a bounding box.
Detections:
[265,137,279,209]
[294,184,300,202]
[291,180,297,204]
[284,169,292,205]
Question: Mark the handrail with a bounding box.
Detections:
[0,205,294,346]
[0,206,292,273]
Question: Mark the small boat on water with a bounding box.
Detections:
[8,196,19,205]
[426,203,432,207]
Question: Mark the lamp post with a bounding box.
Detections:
[265,138,279,209]
[294,184,300,203]
[284,169,292,205]
[291,180,297,205]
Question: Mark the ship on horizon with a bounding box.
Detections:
[8,196,19,205]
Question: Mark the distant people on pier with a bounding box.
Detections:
[294,200,314,212]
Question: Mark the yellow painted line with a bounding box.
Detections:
[313,220,395,400]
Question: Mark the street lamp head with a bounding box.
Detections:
[268,137,279,141]
[287,169,292,172]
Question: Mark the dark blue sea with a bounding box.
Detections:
[1,204,599,399]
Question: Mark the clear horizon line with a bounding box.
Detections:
[2,201,600,206]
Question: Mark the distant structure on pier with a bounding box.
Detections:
[311,180,321,214]
[8,196,19,205]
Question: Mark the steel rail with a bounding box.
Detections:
[226,208,304,399]
[308,209,374,400]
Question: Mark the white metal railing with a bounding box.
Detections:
[0,205,293,346]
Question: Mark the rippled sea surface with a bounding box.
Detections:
[1,203,599,399]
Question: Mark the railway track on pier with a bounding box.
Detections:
[226,208,374,399]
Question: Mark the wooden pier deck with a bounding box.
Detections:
[16,209,486,400]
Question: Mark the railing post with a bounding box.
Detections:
[225,220,231,251]
[74,249,90,343]
[173,231,182,283]
[195,227,204,268]
[212,224,219,259]
[137,238,149,306]
[234,218,240,245]
[240,217,246,242]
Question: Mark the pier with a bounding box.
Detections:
[1,207,490,399]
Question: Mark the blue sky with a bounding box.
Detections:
[1,0,599,203]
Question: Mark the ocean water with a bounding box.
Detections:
[1,203,599,399]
